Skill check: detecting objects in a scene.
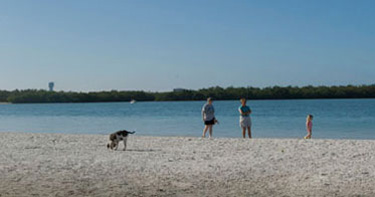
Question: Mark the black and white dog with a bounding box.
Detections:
[107,130,135,151]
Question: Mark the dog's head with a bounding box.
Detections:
[107,141,117,150]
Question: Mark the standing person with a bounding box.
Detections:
[304,114,313,139]
[239,98,252,138]
[202,97,216,138]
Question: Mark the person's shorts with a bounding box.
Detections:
[204,118,215,125]
[240,116,252,128]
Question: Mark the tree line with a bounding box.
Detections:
[0,85,375,103]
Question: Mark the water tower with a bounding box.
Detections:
[48,82,54,91]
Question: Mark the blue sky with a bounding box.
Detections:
[0,0,374,92]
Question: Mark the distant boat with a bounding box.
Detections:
[130,100,136,104]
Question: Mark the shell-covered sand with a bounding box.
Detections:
[1,132,375,197]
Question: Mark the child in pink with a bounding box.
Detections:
[304,114,313,139]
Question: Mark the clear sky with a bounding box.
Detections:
[0,0,374,92]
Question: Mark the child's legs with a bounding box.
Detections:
[304,131,312,139]
[242,127,246,138]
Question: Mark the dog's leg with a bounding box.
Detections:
[123,137,127,151]
[114,141,119,150]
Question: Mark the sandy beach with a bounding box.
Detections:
[1,132,374,197]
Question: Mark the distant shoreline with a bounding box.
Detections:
[1,84,375,103]
[1,97,375,105]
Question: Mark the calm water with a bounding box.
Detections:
[0,99,374,139]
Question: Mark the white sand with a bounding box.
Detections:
[1,132,375,197]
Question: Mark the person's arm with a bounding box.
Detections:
[239,108,245,115]
[202,105,206,120]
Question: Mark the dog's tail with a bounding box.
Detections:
[128,131,136,134]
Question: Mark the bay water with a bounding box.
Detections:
[0,99,374,139]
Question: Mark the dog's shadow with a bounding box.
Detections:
[125,149,161,152]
